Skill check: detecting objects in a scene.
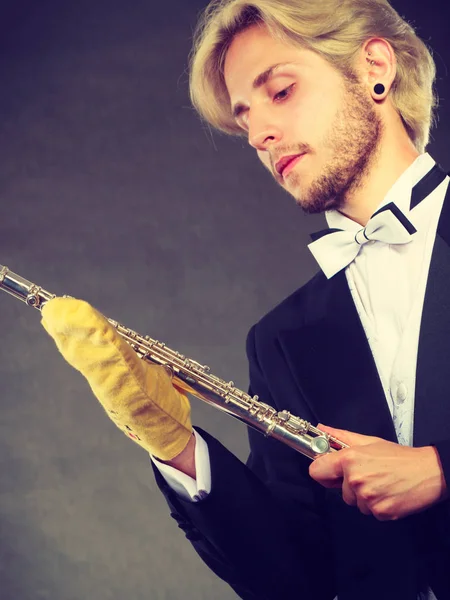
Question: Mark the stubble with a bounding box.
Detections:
[289,77,384,214]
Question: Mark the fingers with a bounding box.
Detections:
[317,423,380,446]
[341,478,372,514]
[309,453,344,487]
[342,477,357,507]
[356,499,372,516]
[310,447,373,516]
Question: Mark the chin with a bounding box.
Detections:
[285,179,307,204]
[296,198,315,213]
[294,190,330,215]
[293,193,311,211]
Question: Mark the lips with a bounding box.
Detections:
[275,153,305,177]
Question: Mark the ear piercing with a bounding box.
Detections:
[367,51,376,66]
[367,52,385,96]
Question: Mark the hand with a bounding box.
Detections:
[41,297,193,461]
[309,424,448,521]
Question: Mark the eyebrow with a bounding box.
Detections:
[231,62,291,120]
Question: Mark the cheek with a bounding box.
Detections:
[289,99,319,139]
[289,88,340,142]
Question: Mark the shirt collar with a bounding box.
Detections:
[325,152,437,232]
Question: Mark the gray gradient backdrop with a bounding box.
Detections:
[1,1,449,598]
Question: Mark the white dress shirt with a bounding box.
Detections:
[152,152,448,599]
[327,153,448,447]
[151,428,211,501]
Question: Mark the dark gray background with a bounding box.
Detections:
[0,1,449,598]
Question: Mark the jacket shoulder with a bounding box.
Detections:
[254,269,327,338]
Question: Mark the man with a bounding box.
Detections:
[41,0,450,598]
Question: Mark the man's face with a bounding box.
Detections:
[224,25,383,214]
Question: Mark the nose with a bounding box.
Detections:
[248,111,283,151]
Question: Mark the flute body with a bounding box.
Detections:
[0,264,346,459]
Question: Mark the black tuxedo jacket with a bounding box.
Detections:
[153,181,450,600]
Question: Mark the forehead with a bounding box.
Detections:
[224,25,319,99]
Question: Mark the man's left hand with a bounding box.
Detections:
[309,424,448,521]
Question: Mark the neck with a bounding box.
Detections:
[337,121,421,227]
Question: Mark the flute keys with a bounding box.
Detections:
[310,436,330,455]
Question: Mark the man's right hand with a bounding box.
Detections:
[41,297,194,462]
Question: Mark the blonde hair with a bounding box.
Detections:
[189,0,438,153]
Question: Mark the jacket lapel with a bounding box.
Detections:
[414,179,450,446]
[278,270,397,442]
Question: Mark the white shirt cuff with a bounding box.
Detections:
[150,429,212,502]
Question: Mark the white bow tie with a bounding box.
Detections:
[308,202,416,279]
[307,164,448,279]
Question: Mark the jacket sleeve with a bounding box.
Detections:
[433,439,450,492]
[152,323,337,600]
[429,439,450,548]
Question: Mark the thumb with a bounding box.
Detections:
[317,423,380,446]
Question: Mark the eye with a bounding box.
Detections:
[273,83,295,102]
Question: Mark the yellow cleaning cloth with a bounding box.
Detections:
[41,297,193,460]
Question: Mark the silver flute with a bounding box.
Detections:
[0,264,347,459]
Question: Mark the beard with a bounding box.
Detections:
[286,76,383,214]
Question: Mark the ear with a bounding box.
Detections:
[357,37,397,102]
